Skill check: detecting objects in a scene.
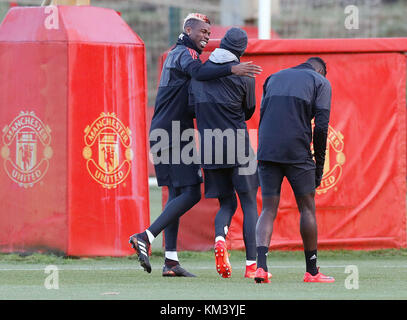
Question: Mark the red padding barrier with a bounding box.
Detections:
[0,6,150,256]
[162,38,407,251]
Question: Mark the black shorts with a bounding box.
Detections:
[258,160,316,197]
[203,166,259,199]
[154,162,203,188]
[152,145,203,188]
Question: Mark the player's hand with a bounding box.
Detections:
[315,177,322,189]
[315,166,323,189]
[231,61,262,78]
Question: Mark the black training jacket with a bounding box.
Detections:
[150,33,233,154]
[190,54,256,169]
[257,63,331,171]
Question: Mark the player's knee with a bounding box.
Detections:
[220,200,237,212]
[261,207,278,221]
[230,195,238,212]
[220,194,237,212]
[299,207,315,219]
[185,187,201,206]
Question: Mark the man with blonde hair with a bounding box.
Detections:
[129,13,262,277]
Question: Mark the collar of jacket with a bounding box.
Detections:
[209,48,239,64]
[293,62,315,71]
[175,32,202,54]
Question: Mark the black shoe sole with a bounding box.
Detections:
[162,271,196,277]
[254,277,267,283]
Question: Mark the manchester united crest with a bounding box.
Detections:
[312,121,346,194]
[1,111,52,188]
[83,112,133,189]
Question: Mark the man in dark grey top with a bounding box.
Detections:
[190,28,260,279]
[255,58,335,283]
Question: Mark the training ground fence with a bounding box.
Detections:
[0,0,405,106]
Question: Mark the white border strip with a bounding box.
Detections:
[0,265,406,271]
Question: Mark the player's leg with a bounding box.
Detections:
[214,193,238,242]
[163,217,180,266]
[138,155,202,246]
[236,188,258,278]
[295,191,333,282]
[130,183,201,275]
[255,195,279,279]
[156,185,179,269]
[295,191,318,275]
[203,168,236,242]
[162,216,195,277]
[148,183,201,240]
[150,185,180,268]
[159,184,201,277]
[254,161,284,283]
[231,164,259,276]
[289,166,334,282]
[214,192,237,278]
[129,184,179,273]
[203,168,236,278]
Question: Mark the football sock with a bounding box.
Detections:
[215,236,226,243]
[246,260,256,266]
[145,229,155,244]
[304,249,318,276]
[165,251,179,262]
[165,258,180,267]
[256,246,268,272]
[165,251,179,267]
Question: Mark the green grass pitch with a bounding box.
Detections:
[0,186,406,300]
[1,247,407,300]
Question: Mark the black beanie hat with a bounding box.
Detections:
[220,27,248,57]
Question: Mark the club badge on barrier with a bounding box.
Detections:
[1,111,52,188]
[311,121,346,194]
[83,112,133,189]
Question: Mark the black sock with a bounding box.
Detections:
[304,250,318,276]
[256,246,268,272]
[165,258,179,268]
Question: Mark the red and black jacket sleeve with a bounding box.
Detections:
[179,47,232,81]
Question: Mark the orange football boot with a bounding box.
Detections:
[303,267,335,283]
[245,263,272,279]
[214,240,232,278]
[254,267,271,283]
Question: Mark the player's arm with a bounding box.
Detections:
[231,62,262,78]
[180,49,262,81]
[259,76,271,122]
[243,77,256,120]
[313,80,332,188]
[187,83,196,119]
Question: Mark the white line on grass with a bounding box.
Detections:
[0,265,406,271]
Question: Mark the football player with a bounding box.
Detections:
[190,27,267,280]
[255,57,335,283]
